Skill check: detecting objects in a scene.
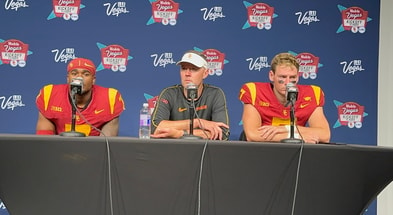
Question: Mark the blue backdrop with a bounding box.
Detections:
[0,0,380,214]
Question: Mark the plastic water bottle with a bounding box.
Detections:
[139,103,151,139]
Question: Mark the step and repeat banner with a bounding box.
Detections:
[0,0,380,214]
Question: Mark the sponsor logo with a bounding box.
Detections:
[52,48,76,63]
[178,107,187,112]
[147,95,158,114]
[192,47,228,76]
[48,0,84,21]
[50,106,63,112]
[0,39,31,67]
[97,43,132,72]
[147,0,182,26]
[259,101,269,107]
[334,101,367,128]
[246,56,270,71]
[201,6,225,21]
[196,105,207,111]
[289,51,323,79]
[295,10,320,25]
[336,5,372,34]
[4,0,29,11]
[300,103,309,108]
[0,95,25,110]
[160,98,168,104]
[340,59,365,75]
[95,109,105,114]
[151,52,176,68]
[84,62,94,68]
[242,1,277,30]
[0,200,6,209]
[203,48,226,76]
[104,1,130,17]
[296,52,321,79]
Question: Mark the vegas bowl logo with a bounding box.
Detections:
[336,5,372,34]
[289,51,323,79]
[96,42,133,72]
[242,2,277,30]
[147,0,182,26]
[48,0,84,21]
[0,39,30,67]
[203,49,226,76]
[100,44,129,72]
[296,52,320,79]
[334,101,367,129]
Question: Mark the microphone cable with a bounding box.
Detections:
[289,124,305,215]
[72,102,115,215]
[190,98,209,215]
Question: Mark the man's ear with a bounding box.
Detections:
[268,70,274,82]
[203,68,209,79]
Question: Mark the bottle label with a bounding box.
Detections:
[140,115,151,126]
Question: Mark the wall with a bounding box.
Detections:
[0,0,386,214]
[377,0,393,214]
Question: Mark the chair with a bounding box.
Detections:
[239,130,247,141]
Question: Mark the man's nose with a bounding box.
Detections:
[285,77,292,84]
[75,73,84,78]
[278,78,291,84]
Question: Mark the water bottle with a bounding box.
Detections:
[139,103,151,139]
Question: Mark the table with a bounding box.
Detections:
[0,134,392,215]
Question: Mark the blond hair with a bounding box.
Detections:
[270,53,299,73]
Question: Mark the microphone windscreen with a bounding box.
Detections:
[70,77,83,95]
[186,82,197,89]
[186,83,197,99]
[70,77,83,86]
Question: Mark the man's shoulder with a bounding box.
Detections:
[202,84,227,95]
[298,84,321,88]
[241,82,268,87]
[93,85,117,91]
[240,82,270,93]
[298,85,324,103]
[298,84,322,92]
[39,84,68,95]
[36,84,68,108]
[160,84,183,93]
[93,85,122,94]
[203,83,225,91]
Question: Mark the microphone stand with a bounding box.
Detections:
[281,99,303,144]
[181,98,202,140]
[60,88,86,137]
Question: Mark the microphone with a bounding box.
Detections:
[186,83,198,100]
[285,82,298,106]
[281,82,303,143]
[70,77,83,95]
[181,82,202,140]
[60,77,86,137]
